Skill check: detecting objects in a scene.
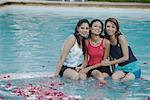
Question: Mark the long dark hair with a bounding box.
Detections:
[74,18,89,55]
[104,17,122,39]
[90,19,105,38]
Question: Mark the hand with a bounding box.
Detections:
[79,67,90,73]
[54,72,59,77]
[101,59,110,66]
[75,67,84,72]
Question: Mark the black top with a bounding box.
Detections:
[110,37,137,66]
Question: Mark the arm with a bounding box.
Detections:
[110,55,115,71]
[81,39,89,68]
[54,36,76,76]
[103,39,110,59]
[76,39,89,71]
[76,52,88,71]
[110,35,129,65]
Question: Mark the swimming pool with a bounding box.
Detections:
[0,5,150,99]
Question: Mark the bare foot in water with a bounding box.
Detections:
[99,79,107,85]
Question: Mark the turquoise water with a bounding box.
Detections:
[0,5,150,99]
[0,77,150,99]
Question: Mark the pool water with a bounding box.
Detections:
[0,77,150,99]
[0,5,150,99]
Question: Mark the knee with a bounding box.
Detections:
[126,73,135,80]
[112,74,119,80]
[71,73,79,80]
[112,71,125,80]
[63,69,80,80]
[91,70,101,76]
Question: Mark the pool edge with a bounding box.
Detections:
[0,0,150,9]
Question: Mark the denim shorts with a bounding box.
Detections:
[115,61,141,78]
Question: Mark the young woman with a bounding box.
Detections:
[104,17,141,81]
[54,19,90,80]
[79,19,112,84]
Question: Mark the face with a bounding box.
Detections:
[77,23,89,38]
[106,21,117,36]
[91,21,102,35]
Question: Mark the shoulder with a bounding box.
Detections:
[66,35,76,43]
[118,35,127,42]
[103,38,110,48]
[68,34,76,40]
[104,38,110,45]
[62,35,76,49]
[118,35,128,45]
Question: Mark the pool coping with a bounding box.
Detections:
[0,0,150,9]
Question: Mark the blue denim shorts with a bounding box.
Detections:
[115,61,141,78]
[132,69,141,78]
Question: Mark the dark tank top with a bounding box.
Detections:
[110,37,137,66]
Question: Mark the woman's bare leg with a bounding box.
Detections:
[121,73,135,82]
[112,70,126,80]
[63,69,79,80]
[102,73,109,78]
[79,72,87,80]
[91,70,107,84]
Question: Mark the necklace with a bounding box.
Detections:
[92,39,101,45]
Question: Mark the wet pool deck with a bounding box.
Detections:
[0,0,150,8]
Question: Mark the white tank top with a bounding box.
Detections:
[64,35,83,67]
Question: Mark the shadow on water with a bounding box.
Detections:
[0,77,150,99]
